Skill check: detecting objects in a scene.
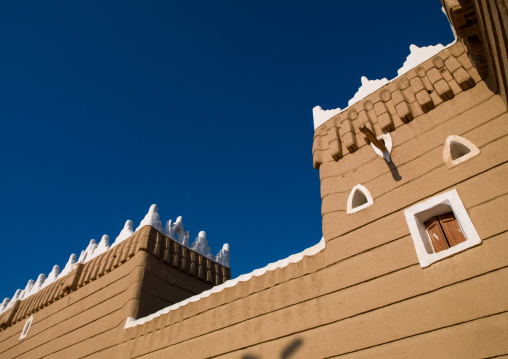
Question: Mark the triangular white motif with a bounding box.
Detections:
[443,135,480,169]
[347,184,374,214]
[136,204,164,233]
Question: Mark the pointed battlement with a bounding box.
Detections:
[0,204,231,323]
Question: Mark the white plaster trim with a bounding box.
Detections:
[347,184,374,214]
[19,315,33,340]
[370,132,392,163]
[312,9,458,130]
[313,106,341,130]
[124,236,326,329]
[443,135,480,169]
[404,189,481,268]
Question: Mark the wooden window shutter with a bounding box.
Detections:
[425,216,450,253]
[438,212,467,246]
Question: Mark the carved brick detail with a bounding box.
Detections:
[340,119,358,153]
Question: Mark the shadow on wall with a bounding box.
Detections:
[387,159,402,182]
[242,338,303,359]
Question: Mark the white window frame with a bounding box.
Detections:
[404,189,481,267]
[443,135,480,169]
[347,184,374,214]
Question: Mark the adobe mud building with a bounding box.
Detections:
[1,0,507,357]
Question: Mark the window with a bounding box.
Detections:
[443,135,480,169]
[347,184,374,214]
[425,212,466,252]
[404,189,481,267]
[19,315,33,340]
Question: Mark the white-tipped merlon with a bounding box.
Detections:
[97,234,110,252]
[87,235,111,262]
[27,274,46,297]
[78,239,98,263]
[191,231,213,259]
[42,265,60,289]
[20,280,35,300]
[0,298,9,313]
[215,243,230,267]
[166,216,190,246]
[312,106,341,130]
[11,289,22,303]
[58,254,77,279]
[1,289,22,314]
[113,220,134,247]
[348,76,390,107]
[397,44,446,76]
[136,204,164,233]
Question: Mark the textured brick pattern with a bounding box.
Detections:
[312,41,479,169]
[0,227,230,333]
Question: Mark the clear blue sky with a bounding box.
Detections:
[0,1,454,299]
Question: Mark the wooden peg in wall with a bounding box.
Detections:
[359,124,387,152]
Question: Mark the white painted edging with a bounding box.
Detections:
[124,237,326,329]
[347,184,374,214]
[312,8,458,130]
[443,135,480,169]
[19,315,33,340]
[370,132,392,163]
[404,189,481,268]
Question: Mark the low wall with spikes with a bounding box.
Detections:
[0,204,230,318]
[0,226,231,333]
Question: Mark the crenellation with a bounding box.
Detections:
[379,88,391,103]
[0,2,506,357]
[327,124,342,160]
[434,78,455,100]
[340,118,358,153]
[374,101,395,132]
[415,87,435,113]
[417,66,435,94]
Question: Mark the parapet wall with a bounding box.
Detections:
[312,41,482,170]
[0,226,231,358]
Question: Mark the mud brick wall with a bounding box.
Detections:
[0,227,229,358]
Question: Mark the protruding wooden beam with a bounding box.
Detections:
[359,124,387,152]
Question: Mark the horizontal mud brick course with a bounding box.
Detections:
[320,101,507,206]
[217,231,508,359]
[324,161,508,269]
[312,42,481,172]
[127,248,508,359]
[0,225,229,358]
[322,133,508,240]
[238,267,508,359]
[122,253,326,358]
[334,312,508,359]
[319,82,504,185]
[0,254,148,359]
